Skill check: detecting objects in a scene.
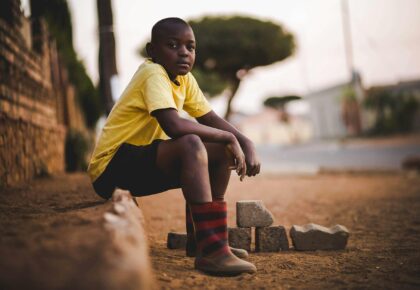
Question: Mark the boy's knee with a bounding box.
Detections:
[178,134,207,160]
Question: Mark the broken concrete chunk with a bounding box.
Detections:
[228,227,252,251]
[167,232,187,249]
[236,200,274,228]
[290,223,349,251]
[255,226,289,252]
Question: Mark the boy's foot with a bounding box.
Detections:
[187,245,248,259]
[229,247,249,259]
[189,201,257,276]
[195,249,256,276]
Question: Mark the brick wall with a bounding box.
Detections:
[0,2,87,187]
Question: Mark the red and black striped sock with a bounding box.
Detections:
[189,201,230,257]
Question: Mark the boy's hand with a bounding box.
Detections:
[226,138,247,181]
[241,140,261,177]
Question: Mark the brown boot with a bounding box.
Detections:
[185,203,249,259]
[189,201,256,276]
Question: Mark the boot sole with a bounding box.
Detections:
[187,248,249,259]
[195,266,256,277]
[195,259,256,276]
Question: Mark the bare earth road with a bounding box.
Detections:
[0,172,419,289]
[139,172,420,289]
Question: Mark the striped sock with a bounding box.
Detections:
[189,201,230,257]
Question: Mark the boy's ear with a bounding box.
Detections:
[146,42,154,59]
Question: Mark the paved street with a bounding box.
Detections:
[257,137,420,174]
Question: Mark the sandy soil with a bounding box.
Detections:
[1,172,419,289]
[138,172,420,289]
[0,174,112,290]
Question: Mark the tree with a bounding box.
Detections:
[97,0,118,115]
[190,16,295,120]
[263,95,301,109]
[263,95,301,122]
[138,16,295,120]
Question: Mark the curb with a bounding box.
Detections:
[102,189,156,290]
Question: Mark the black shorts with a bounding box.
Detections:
[92,140,180,199]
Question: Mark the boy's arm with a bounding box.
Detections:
[153,108,247,180]
[196,110,261,177]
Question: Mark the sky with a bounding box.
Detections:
[64,0,420,114]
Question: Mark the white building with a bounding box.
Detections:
[305,72,365,139]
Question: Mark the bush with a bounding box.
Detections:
[65,129,89,172]
[364,89,419,135]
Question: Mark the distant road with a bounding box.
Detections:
[257,139,420,174]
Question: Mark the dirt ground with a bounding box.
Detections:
[0,174,112,290]
[138,172,420,289]
[0,172,419,289]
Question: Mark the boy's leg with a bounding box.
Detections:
[156,135,255,275]
[185,202,249,258]
[189,201,256,275]
[156,134,235,202]
[204,142,235,201]
[156,134,213,203]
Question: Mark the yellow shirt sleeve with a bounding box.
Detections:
[183,73,212,118]
[142,72,178,114]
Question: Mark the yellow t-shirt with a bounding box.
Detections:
[87,59,212,182]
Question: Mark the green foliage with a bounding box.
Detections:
[31,0,74,47]
[263,95,301,109]
[31,0,103,128]
[65,129,89,172]
[67,59,102,128]
[191,67,228,97]
[364,89,419,134]
[138,45,148,59]
[341,86,357,102]
[189,16,295,76]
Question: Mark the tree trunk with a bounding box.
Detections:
[97,0,117,115]
[224,78,241,121]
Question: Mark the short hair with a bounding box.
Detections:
[151,17,190,43]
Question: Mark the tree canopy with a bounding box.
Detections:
[263,95,301,109]
[190,16,294,78]
[189,16,295,119]
[139,16,295,119]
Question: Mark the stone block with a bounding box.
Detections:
[167,232,187,249]
[236,200,274,228]
[290,223,349,251]
[255,226,289,252]
[228,227,251,251]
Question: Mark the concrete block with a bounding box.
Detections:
[167,232,187,249]
[255,226,289,252]
[236,200,274,228]
[228,227,251,251]
[290,223,349,251]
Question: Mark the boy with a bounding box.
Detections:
[88,17,260,275]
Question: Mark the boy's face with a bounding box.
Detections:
[149,24,196,80]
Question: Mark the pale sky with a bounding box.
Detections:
[66,0,420,114]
